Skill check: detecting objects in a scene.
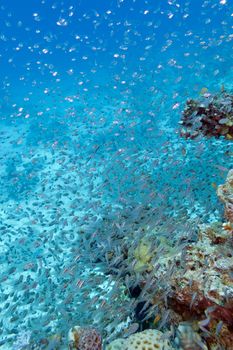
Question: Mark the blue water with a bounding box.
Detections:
[0,0,233,349]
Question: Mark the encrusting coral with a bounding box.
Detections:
[106,329,174,350]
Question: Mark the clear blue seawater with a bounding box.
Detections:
[0,0,233,348]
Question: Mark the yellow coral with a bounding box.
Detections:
[134,240,152,263]
[133,239,154,272]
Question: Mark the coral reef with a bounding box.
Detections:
[63,171,233,350]
[68,326,102,350]
[180,90,233,139]
[117,170,233,349]
[106,329,174,350]
[152,183,233,349]
[217,169,233,223]
[156,221,233,349]
[175,322,208,350]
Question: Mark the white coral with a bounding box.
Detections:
[106,329,174,350]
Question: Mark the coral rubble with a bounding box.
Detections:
[180,90,233,139]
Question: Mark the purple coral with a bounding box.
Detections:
[69,327,102,350]
[77,328,102,350]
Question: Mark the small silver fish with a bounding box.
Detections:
[215,320,224,336]
[176,322,208,350]
[123,322,139,338]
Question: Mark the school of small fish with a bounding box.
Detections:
[0,0,233,349]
